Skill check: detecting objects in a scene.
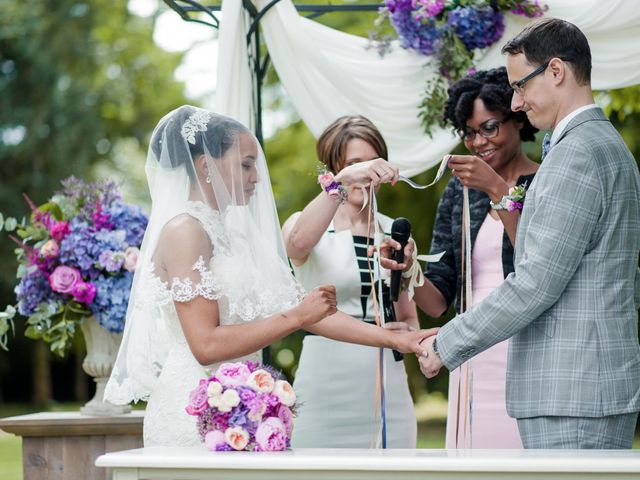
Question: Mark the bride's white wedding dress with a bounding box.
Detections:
[106,202,302,447]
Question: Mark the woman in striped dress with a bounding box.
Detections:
[282,115,419,448]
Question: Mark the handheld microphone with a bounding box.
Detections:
[386,217,411,362]
[390,217,411,302]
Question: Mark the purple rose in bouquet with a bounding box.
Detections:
[186,361,298,452]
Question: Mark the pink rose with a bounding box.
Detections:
[72,282,97,304]
[318,172,335,188]
[204,430,226,451]
[50,221,70,241]
[277,405,293,435]
[254,417,287,451]
[48,266,82,294]
[215,363,251,387]
[185,379,209,416]
[273,380,296,407]
[123,246,139,272]
[224,426,250,451]
[246,369,275,393]
[40,239,59,259]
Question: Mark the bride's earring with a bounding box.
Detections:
[206,176,211,184]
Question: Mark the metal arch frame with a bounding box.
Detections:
[162,1,382,145]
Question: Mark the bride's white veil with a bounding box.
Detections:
[104,106,303,404]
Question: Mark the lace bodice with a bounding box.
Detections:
[105,201,304,446]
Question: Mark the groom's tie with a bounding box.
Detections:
[541,133,551,160]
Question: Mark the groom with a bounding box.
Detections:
[417,18,640,448]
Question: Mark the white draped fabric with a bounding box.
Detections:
[218,0,640,176]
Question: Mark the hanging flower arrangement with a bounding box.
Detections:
[370,0,546,135]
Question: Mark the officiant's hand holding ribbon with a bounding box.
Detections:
[334,157,399,187]
[447,154,509,201]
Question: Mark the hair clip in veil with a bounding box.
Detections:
[181,110,212,144]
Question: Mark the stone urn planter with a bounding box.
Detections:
[80,316,131,416]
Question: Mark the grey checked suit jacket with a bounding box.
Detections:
[437,107,640,419]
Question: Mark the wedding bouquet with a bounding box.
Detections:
[186,361,297,452]
[0,176,148,356]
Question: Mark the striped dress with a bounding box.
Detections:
[291,213,417,448]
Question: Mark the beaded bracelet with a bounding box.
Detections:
[318,170,348,204]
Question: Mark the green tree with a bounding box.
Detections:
[0,0,188,404]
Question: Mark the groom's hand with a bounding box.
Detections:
[418,335,443,378]
[391,327,438,355]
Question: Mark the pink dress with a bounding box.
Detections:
[445,213,523,449]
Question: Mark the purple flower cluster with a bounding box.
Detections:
[386,1,444,56]
[447,6,505,51]
[15,269,54,316]
[106,201,148,246]
[187,361,296,452]
[9,176,148,338]
[90,272,134,332]
[385,1,542,57]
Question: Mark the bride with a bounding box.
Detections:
[104,106,434,447]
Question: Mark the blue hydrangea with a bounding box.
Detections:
[388,4,444,56]
[15,270,51,316]
[447,6,504,51]
[59,219,127,278]
[90,272,133,333]
[106,201,148,246]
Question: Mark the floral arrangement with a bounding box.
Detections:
[318,169,348,204]
[490,183,527,212]
[369,0,546,135]
[0,177,148,356]
[186,361,297,452]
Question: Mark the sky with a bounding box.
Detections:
[127,0,293,137]
[128,0,220,108]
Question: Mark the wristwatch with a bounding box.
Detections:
[489,197,508,210]
[432,337,441,359]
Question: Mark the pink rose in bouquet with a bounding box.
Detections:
[186,361,298,452]
[71,282,97,304]
[49,266,82,294]
[186,379,210,416]
[40,240,60,259]
[216,362,251,387]
[123,246,140,272]
[254,417,287,452]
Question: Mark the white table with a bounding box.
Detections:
[96,447,640,480]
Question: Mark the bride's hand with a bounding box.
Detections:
[384,321,416,332]
[291,284,337,327]
[334,158,399,187]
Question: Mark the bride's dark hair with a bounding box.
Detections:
[150,106,250,171]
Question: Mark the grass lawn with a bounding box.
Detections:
[0,433,21,480]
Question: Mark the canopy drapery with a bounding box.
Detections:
[216,0,640,176]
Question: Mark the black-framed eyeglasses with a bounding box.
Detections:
[458,118,509,142]
[511,61,549,95]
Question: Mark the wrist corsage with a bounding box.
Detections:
[318,169,348,204]
[490,183,528,212]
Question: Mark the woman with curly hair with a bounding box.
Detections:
[413,67,539,448]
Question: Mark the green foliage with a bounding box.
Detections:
[0,0,188,351]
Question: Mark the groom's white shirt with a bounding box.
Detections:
[550,103,597,147]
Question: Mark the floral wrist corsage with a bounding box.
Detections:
[318,169,348,204]
[490,183,528,213]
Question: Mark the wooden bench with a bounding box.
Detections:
[0,411,143,480]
